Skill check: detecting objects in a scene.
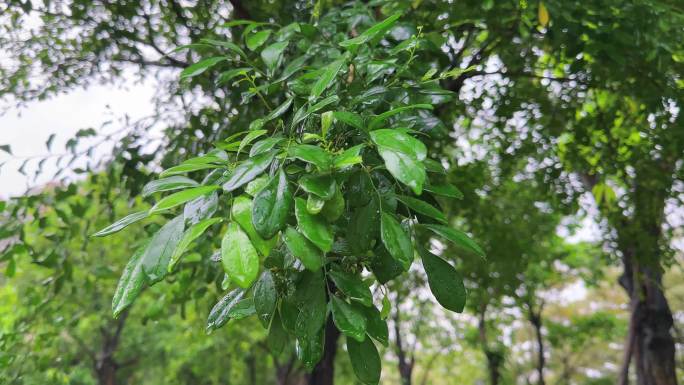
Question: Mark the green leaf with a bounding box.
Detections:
[183,191,219,225]
[425,182,464,199]
[245,175,269,196]
[169,218,222,271]
[252,169,293,239]
[180,57,226,79]
[216,67,252,86]
[328,270,373,307]
[250,137,284,157]
[283,226,323,271]
[246,29,272,51]
[321,111,333,138]
[267,311,288,356]
[331,296,367,342]
[237,129,267,155]
[288,144,332,170]
[357,304,388,346]
[347,198,379,254]
[320,187,345,222]
[310,58,345,100]
[223,150,277,192]
[227,298,256,320]
[307,194,326,214]
[368,104,433,130]
[112,242,148,318]
[395,195,447,224]
[291,95,340,127]
[298,174,336,200]
[347,337,381,385]
[334,144,365,170]
[370,129,427,161]
[261,40,289,72]
[149,186,220,214]
[333,111,364,131]
[370,245,404,284]
[419,246,466,313]
[200,38,247,58]
[380,213,413,270]
[294,198,333,252]
[232,195,277,256]
[421,224,485,258]
[265,97,294,121]
[254,270,277,326]
[297,327,325,371]
[141,215,185,283]
[339,12,402,49]
[207,289,245,331]
[159,162,220,177]
[376,147,426,195]
[221,222,260,288]
[92,211,149,237]
[142,176,198,197]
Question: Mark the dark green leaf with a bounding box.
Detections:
[347,198,379,254]
[376,147,426,195]
[180,57,226,79]
[357,304,388,346]
[320,187,345,222]
[298,174,336,200]
[339,12,402,48]
[331,296,366,342]
[368,104,433,130]
[425,182,464,199]
[227,298,256,320]
[237,129,267,155]
[141,215,185,283]
[380,213,413,270]
[419,246,466,313]
[112,242,148,318]
[142,176,198,197]
[207,289,245,331]
[183,191,219,225]
[288,144,332,170]
[370,245,404,284]
[328,270,372,307]
[254,270,277,326]
[311,58,345,100]
[92,211,149,237]
[395,195,447,224]
[421,224,485,258]
[347,337,381,385]
[252,169,293,239]
[333,111,364,130]
[222,150,276,192]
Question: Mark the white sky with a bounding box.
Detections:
[0,78,157,198]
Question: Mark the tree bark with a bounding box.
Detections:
[620,257,677,385]
[478,305,503,385]
[527,307,546,385]
[307,317,341,385]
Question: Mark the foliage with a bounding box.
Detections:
[92,6,484,383]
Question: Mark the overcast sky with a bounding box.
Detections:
[0,78,157,198]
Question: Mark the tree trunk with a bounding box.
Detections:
[478,305,503,385]
[96,359,118,385]
[527,306,546,385]
[307,317,341,385]
[620,257,677,385]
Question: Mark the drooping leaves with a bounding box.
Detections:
[283,226,323,271]
[252,169,293,239]
[294,198,333,252]
[93,211,149,237]
[112,242,149,318]
[223,151,276,192]
[253,270,277,326]
[380,213,413,270]
[419,246,466,313]
[221,222,259,288]
[207,289,245,331]
[141,215,185,283]
[347,336,381,385]
[331,296,366,342]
